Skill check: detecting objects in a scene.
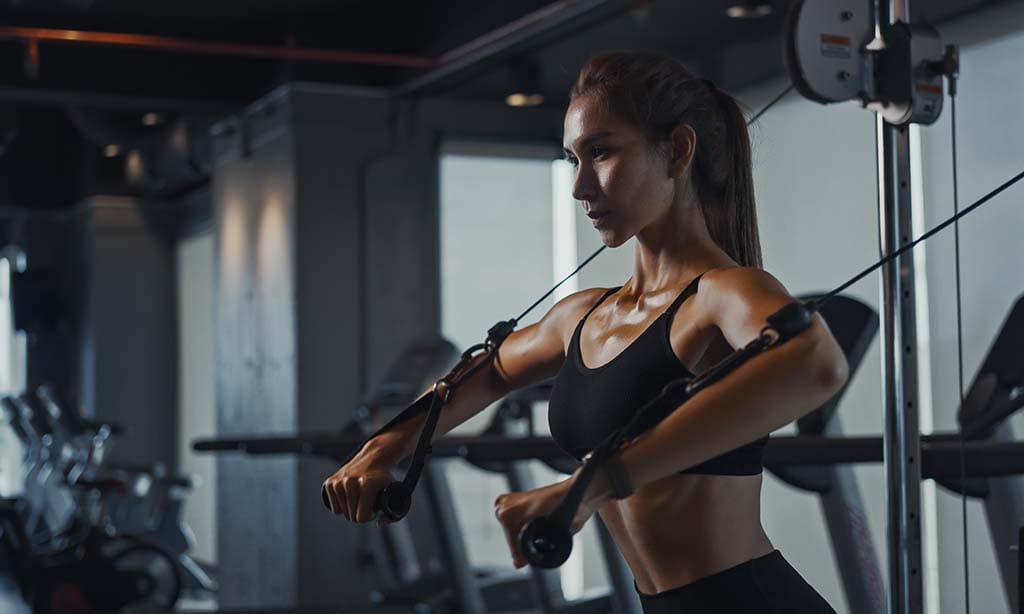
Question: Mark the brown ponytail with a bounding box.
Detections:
[570,51,763,268]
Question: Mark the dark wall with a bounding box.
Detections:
[80,197,177,467]
[14,207,88,399]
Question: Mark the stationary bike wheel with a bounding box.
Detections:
[108,544,182,613]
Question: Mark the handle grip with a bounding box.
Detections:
[517,516,573,569]
[321,480,412,522]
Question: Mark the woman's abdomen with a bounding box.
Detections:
[597,472,772,595]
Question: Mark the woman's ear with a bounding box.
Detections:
[667,124,697,179]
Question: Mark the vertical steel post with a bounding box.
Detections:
[876,1,924,612]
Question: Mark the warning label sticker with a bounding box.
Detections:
[820,33,852,59]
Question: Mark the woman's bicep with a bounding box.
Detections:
[703,267,797,349]
[491,320,567,390]
[703,268,846,380]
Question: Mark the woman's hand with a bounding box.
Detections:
[493,477,603,569]
[322,444,400,527]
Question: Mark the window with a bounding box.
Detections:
[0,253,27,495]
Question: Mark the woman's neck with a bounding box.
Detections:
[627,202,726,297]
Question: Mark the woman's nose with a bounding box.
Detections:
[572,164,598,202]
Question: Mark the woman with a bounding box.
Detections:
[324,51,847,613]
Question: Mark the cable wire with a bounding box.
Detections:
[749,85,795,125]
[950,82,971,614]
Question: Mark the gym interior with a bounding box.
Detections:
[0,1,1022,612]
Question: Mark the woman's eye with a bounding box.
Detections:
[591,147,607,159]
[565,156,579,167]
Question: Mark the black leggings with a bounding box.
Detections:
[634,550,836,614]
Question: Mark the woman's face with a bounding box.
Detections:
[562,94,679,247]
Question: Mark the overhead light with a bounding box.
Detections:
[103,144,120,157]
[505,93,544,107]
[142,112,163,126]
[125,150,144,182]
[726,3,772,18]
[506,59,544,108]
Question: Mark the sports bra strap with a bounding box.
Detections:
[664,272,706,319]
[581,286,621,322]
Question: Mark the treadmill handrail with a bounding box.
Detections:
[194,431,1024,479]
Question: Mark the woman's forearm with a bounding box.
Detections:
[365,353,512,464]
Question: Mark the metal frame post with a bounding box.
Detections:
[877,1,924,612]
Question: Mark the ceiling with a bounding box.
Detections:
[0,0,1011,208]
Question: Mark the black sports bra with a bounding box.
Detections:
[548,274,768,475]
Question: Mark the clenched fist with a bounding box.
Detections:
[493,478,599,569]
[323,449,398,527]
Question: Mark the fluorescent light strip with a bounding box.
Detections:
[552,158,584,599]
[910,124,941,614]
[552,159,580,303]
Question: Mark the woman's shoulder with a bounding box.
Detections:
[551,286,619,320]
[699,266,787,299]
[696,266,797,342]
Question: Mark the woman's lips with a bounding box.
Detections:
[588,210,611,227]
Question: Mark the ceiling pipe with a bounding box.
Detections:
[399,0,630,95]
[440,0,609,65]
[0,0,631,97]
